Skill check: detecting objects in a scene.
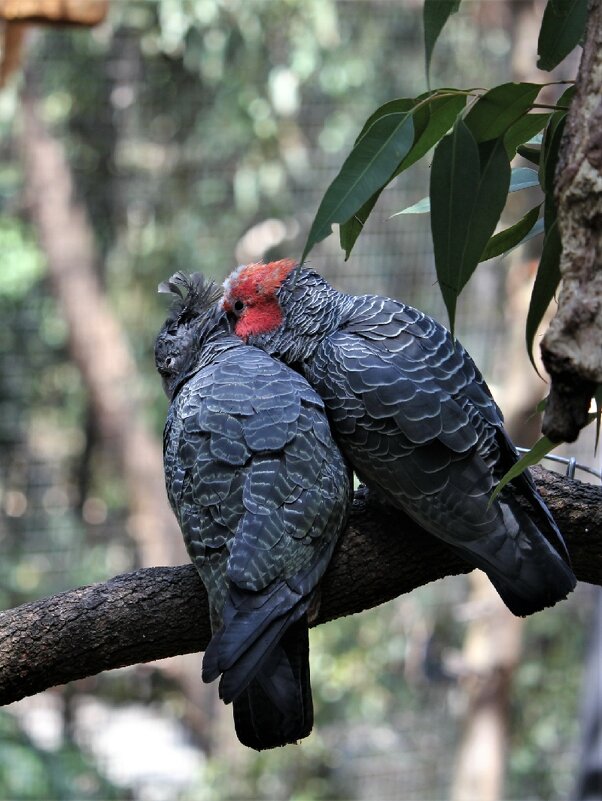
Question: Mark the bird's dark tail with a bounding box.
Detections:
[484,437,577,616]
[202,582,315,750]
[451,467,576,617]
[483,481,576,617]
[232,619,313,750]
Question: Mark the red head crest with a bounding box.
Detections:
[222,259,297,340]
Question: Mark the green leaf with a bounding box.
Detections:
[538,111,566,236]
[537,0,588,72]
[394,93,467,175]
[424,0,461,84]
[464,82,542,143]
[339,194,380,258]
[517,143,542,167]
[430,121,510,334]
[354,98,417,145]
[301,112,415,264]
[339,92,466,258]
[490,435,559,504]
[540,113,566,196]
[395,168,539,220]
[526,218,561,369]
[339,95,427,258]
[504,113,550,157]
[480,204,542,262]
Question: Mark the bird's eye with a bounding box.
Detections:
[233,299,245,315]
[163,356,175,371]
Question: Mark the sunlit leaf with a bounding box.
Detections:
[430,121,510,333]
[340,92,466,258]
[526,218,561,369]
[594,385,602,453]
[464,82,542,142]
[509,167,541,192]
[537,0,588,72]
[301,113,414,264]
[424,0,461,84]
[490,435,559,503]
[480,204,542,262]
[392,196,431,216]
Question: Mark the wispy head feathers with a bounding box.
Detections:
[158,272,223,325]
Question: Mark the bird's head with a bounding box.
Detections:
[221,258,297,341]
[222,259,346,362]
[155,272,224,399]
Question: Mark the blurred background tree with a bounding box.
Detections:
[0,1,597,799]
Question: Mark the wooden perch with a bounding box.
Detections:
[0,467,600,707]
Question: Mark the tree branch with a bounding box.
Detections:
[541,0,602,442]
[0,467,600,707]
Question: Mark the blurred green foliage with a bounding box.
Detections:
[0,709,121,800]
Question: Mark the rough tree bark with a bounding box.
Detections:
[0,468,600,708]
[541,0,602,442]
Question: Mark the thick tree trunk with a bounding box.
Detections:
[450,571,522,801]
[0,469,599,708]
[21,94,185,569]
[541,0,602,442]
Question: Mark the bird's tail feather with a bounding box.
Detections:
[457,489,576,616]
[232,619,313,750]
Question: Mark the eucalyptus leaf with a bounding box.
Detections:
[394,93,467,175]
[539,111,566,235]
[480,205,542,262]
[340,92,466,258]
[490,435,559,504]
[504,113,549,158]
[464,82,541,143]
[392,197,431,216]
[301,112,415,264]
[526,218,561,369]
[537,0,588,72]
[424,0,461,84]
[355,97,418,145]
[517,143,542,167]
[430,121,510,333]
[540,113,567,197]
[394,168,538,220]
[339,194,380,258]
[509,167,541,192]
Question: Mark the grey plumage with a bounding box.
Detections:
[155,272,351,750]
[223,262,576,616]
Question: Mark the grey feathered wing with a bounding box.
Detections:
[164,347,350,749]
[305,295,575,616]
